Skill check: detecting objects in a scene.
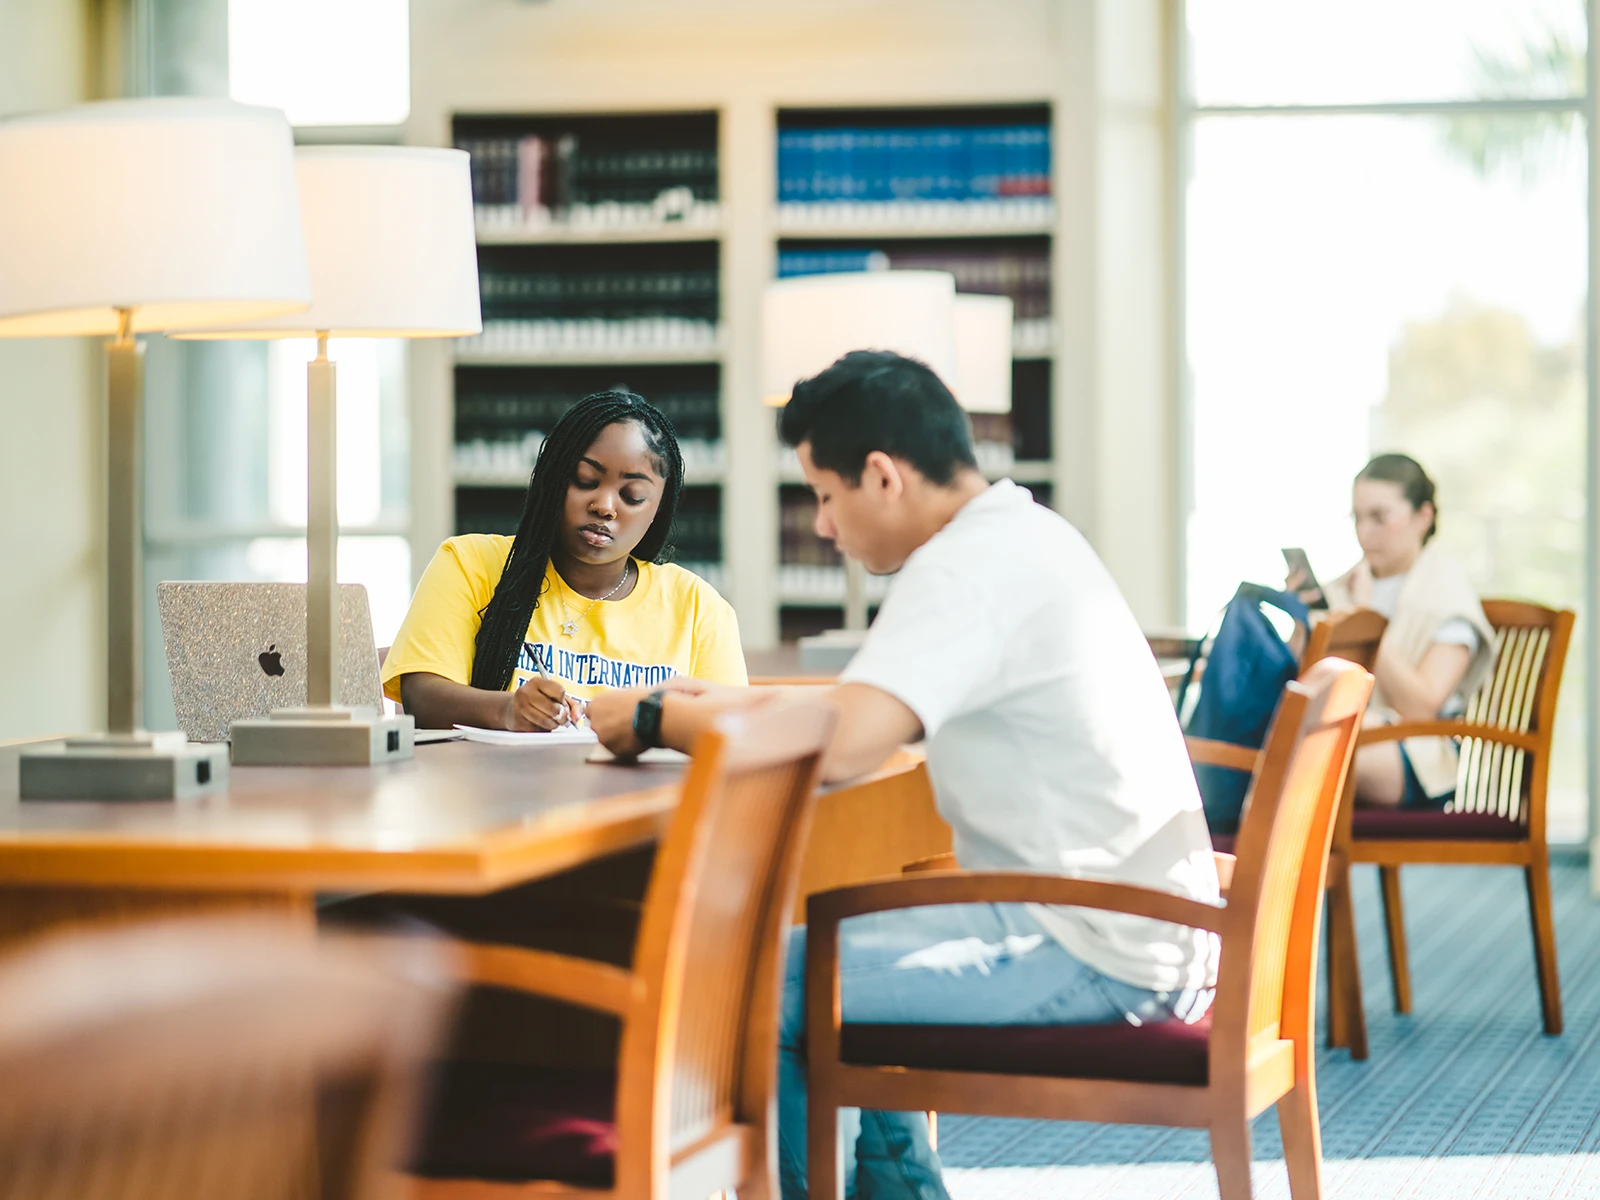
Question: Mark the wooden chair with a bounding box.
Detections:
[806,658,1373,1200]
[1290,609,1386,1058]
[1321,601,1574,1060]
[406,699,836,1200]
[0,914,454,1200]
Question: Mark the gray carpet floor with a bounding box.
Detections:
[937,861,1599,1199]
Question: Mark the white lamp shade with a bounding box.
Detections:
[761,270,959,405]
[0,98,310,337]
[952,293,1014,413]
[178,146,482,339]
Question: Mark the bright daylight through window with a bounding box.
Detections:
[228,0,410,127]
[1183,0,1589,839]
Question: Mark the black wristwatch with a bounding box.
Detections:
[632,688,669,750]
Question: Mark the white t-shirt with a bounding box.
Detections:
[840,480,1221,993]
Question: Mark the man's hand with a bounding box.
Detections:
[587,686,650,757]
[504,675,580,732]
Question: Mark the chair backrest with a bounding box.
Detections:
[1453,600,1574,833]
[613,699,835,1197]
[1300,608,1387,672]
[0,916,454,1200]
[1211,659,1372,1062]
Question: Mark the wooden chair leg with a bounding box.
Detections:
[1277,1082,1324,1200]
[1210,1112,1254,1200]
[808,1087,842,1200]
[1378,865,1412,1014]
[1526,854,1564,1036]
[1324,861,1368,1059]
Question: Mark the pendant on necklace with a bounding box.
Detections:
[560,620,579,638]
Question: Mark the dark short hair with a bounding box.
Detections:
[1356,452,1438,542]
[778,350,977,486]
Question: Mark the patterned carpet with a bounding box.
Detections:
[938,859,1600,1199]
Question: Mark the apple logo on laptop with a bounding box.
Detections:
[258,645,285,677]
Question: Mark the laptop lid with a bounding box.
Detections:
[157,582,385,743]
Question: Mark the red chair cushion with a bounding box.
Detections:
[409,1062,617,1187]
[839,1011,1212,1085]
[1352,809,1525,841]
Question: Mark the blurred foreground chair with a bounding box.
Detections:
[807,659,1372,1200]
[0,915,455,1200]
[407,700,835,1200]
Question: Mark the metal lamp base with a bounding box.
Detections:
[20,731,229,801]
[229,707,415,766]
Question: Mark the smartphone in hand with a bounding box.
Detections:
[1281,547,1328,610]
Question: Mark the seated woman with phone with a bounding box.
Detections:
[1287,453,1495,810]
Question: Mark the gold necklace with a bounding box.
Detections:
[557,560,633,638]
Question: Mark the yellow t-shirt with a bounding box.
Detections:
[381,534,747,703]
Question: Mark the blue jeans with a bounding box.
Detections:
[779,903,1211,1200]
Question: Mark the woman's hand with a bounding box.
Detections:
[1284,566,1324,609]
[504,675,580,731]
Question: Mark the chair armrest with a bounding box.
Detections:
[462,942,640,1016]
[806,872,1226,936]
[1357,721,1537,752]
[1186,737,1259,773]
[1214,852,1235,894]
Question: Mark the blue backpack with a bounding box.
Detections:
[1177,583,1309,835]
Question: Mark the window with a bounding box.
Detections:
[1181,2,1590,840]
[142,338,411,731]
[227,0,410,127]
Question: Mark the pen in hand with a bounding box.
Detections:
[537,667,589,729]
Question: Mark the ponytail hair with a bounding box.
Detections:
[1356,452,1438,542]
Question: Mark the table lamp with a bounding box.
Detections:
[762,270,960,631]
[0,98,311,800]
[953,293,1015,414]
[178,146,480,765]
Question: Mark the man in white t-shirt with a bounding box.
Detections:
[587,350,1221,1200]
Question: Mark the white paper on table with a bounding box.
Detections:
[453,724,599,747]
[586,746,691,765]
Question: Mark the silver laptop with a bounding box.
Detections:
[158,582,385,743]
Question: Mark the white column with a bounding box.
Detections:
[722,97,779,648]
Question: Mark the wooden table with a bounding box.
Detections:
[0,736,946,943]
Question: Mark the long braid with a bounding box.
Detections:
[470,389,685,692]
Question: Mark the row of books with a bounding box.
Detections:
[479,267,719,324]
[474,198,723,236]
[458,135,718,210]
[776,564,894,605]
[776,197,1055,231]
[461,319,723,358]
[665,508,722,564]
[779,489,842,567]
[455,389,721,441]
[777,126,1050,204]
[453,436,726,483]
[776,243,1051,323]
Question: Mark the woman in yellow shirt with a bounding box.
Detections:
[382,389,746,729]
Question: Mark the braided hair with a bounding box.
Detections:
[470,389,684,692]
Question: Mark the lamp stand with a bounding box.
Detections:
[230,334,413,766]
[20,310,230,800]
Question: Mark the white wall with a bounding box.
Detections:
[0,0,104,738]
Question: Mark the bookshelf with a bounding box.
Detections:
[431,98,1066,646]
[771,104,1057,637]
[448,111,729,600]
